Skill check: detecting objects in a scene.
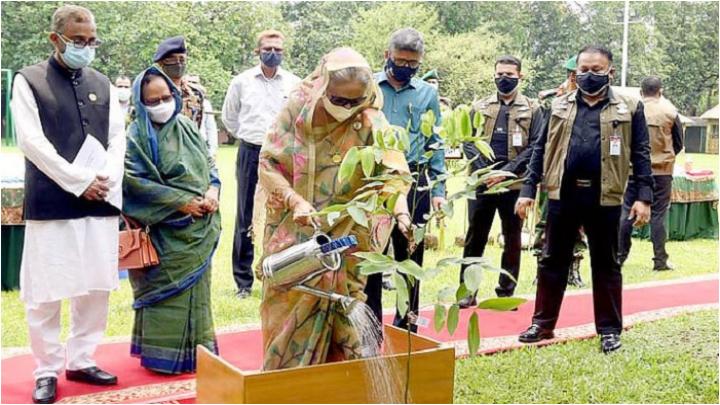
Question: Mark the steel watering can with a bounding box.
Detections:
[261,231,360,312]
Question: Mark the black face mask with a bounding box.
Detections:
[495,76,519,95]
[162,62,186,80]
[576,71,610,96]
[385,58,418,84]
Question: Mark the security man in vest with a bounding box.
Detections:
[153,36,206,130]
[459,55,544,308]
[618,76,683,271]
[515,45,653,353]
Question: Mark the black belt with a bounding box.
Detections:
[239,139,262,151]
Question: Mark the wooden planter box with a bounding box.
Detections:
[196,325,455,403]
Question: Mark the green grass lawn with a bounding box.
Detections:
[1,148,718,347]
[454,309,719,403]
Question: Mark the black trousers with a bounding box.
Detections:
[533,181,623,335]
[461,189,522,297]
[618,175,672,266]
[364,168,430,332]
[232,141,261,290]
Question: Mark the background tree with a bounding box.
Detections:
[349,2,439,71]
[1,1,717,116]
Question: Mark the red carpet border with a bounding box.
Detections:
[1,277,717,404]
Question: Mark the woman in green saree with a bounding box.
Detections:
[257,47,413,370]
[123,66,221,374]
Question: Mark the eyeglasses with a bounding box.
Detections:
[144,94,173,107]
[391,57,421,69]
[328,94,366,108]
[56,32,102,49]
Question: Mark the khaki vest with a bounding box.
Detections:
[644,97,678,175]
[472,92,539,161]
[543,89,639,206]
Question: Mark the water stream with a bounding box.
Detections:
[347,301,408,403]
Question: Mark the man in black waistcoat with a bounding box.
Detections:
[11,5,126,403]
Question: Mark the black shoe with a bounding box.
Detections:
[33,377,57,404]
[65,367,117,386]
[236,288,252,299]
[458,295,477,309]
[653,262,674,271]
[518,324,554,343]
[600,333,622,353]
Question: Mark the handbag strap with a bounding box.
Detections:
[121,214,149,232]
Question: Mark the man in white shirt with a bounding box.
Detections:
[222,30,300,298]
[11,5,125,403]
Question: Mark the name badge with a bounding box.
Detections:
[610,135,621,156]
[512,128,523,147]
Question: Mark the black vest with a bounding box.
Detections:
[17,57,119,220]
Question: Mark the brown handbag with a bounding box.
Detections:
[118,215,159,270]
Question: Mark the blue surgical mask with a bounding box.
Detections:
[385,58,418,84]
[260,51,283,68]
[59,41,95,70]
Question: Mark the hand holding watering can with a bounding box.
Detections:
[286,191,319,228]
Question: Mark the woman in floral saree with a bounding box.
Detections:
[122,66,221,374]
[257,47,413,370]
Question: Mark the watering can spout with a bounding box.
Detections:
[293,285,360,314]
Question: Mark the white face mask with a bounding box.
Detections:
[117,88,131,103]
[322,96,362,123]
[145,99,175,124]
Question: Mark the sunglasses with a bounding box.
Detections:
[328,95,367,108]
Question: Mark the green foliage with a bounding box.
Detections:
[423,27,515,105]
[1,2,716,114]
[280,2,374,78]
[349,2,439,71]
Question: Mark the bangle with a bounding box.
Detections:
[282,190,296,208]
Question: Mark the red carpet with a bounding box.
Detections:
[2,278,717,404]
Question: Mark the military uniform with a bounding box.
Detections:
[179,77,205,130]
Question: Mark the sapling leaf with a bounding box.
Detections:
[338,147,359,182]
[347,205,368,228]
[447,304,460,335]
[468,312,480,356]
[434,304,446,333]
[476,297,527,311]
[361,147,375,178]
[464,264,483,292]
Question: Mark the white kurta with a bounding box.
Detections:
[11,74,126,307]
